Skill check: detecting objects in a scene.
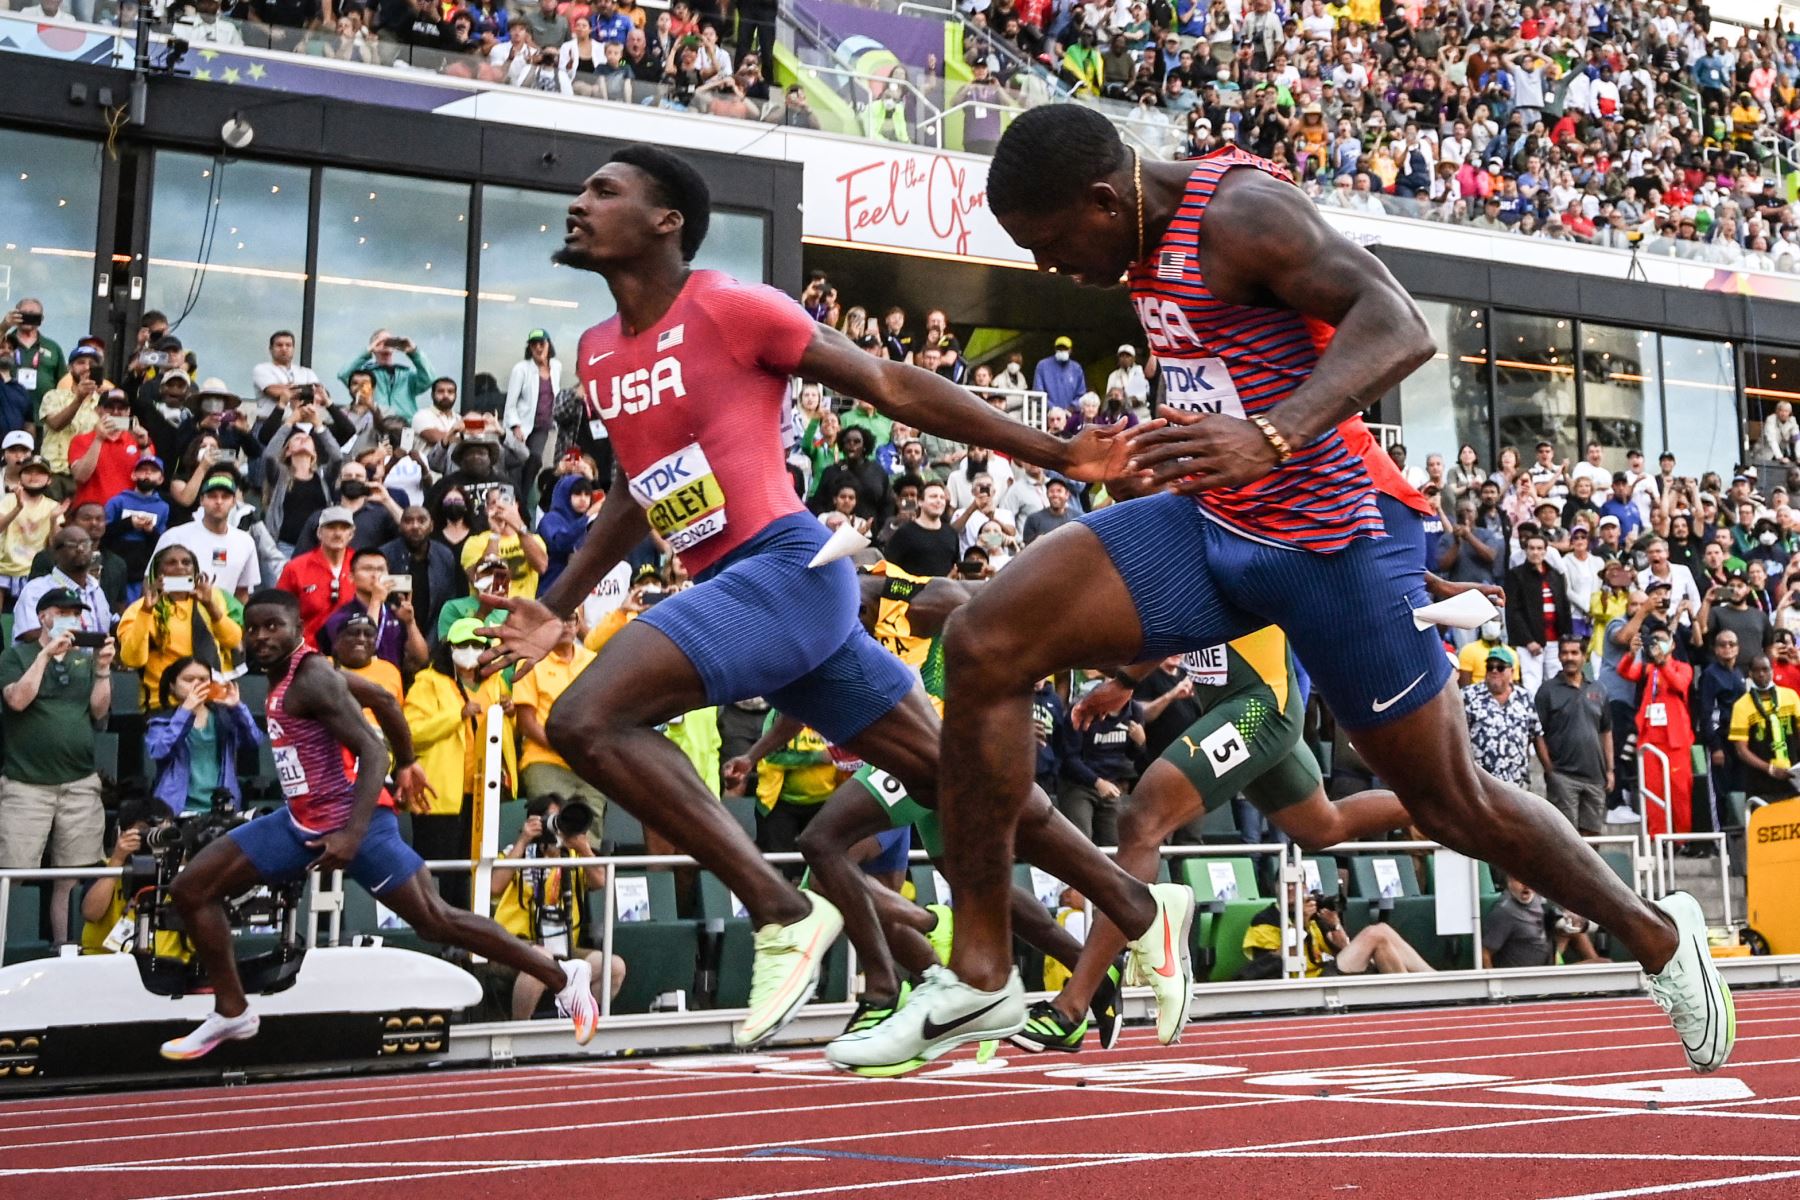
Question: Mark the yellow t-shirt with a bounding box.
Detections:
[1728,685,1800,756]
[1457,639,1506,680]
[80,882,192,961]
[38,387,102,475]
[493,847,587,945]
[0,493,60,578]
[460,530,540,600]
[512,643,597,771]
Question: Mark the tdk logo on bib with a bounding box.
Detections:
[630,443,728,553]
[1162,357,1245,420]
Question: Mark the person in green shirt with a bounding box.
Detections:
[841,398,894,451]
[3,297,68,411]
[0,588,115,944]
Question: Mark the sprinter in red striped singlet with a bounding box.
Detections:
[844,106,1732,1076]
[159,589,599,1061]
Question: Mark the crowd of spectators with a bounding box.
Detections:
[9,0,1798,269]
[1414,430,1800,845]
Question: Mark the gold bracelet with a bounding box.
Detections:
[1250,414,1293,464]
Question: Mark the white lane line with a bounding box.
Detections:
[1533,1168,1800,1199]
[0,1069,818,1137]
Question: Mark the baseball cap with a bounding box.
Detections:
[445,617,489,646]
[1117,343,1136,357]
[1726,568,1749,582]
[36,587,89,613]
[1053,336,1073,350]
[2,431,33,452]
[526,328,550,343]
[1598,513,1621,528]
[318,505,356,528]
[1645,576,1673,592]
[159,369,192,388]
[1484,645,1519,670]
[135,455,165,472]
[69,345,103,363]
[201,473,239,495]
[18,455,51,475]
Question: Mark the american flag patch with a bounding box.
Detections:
[1156,251,1187,280]
[657,324,685,351]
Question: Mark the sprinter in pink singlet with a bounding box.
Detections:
[158,589,599,1062]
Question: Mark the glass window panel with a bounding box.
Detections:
[315,170,471,411]
[1392,301,1490,486]
[1493,310,1578,463]
[1742,346,1800,463]
[475,191,767,395]
[1662,337,1739,480]
[1579,323,1661,471]
[145,152,311,403]
[0,130,102,355]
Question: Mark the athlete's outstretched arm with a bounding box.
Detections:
[480,462,650,675]
[1125,170,1436,492]
[797,324,1132,483]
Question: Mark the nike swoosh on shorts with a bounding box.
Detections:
[1371,671,1429,713]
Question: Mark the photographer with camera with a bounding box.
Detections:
[1696,569,1774,662]
[1617,619,1696,836]
[117,544,244,712]
[317,548,428,674]
[490,793,626,1020]
[78,794,190,959]
[338,330,435,423]
[0,589,114,945]
[1240,890,1434,979]
[146,657,262,816]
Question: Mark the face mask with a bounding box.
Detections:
[1054,350,1070,363]
[48,616,80,639]
[340,480,369,500]
[22,484,47,497]
[441,500,468,522]
[451,647,483,671]
[201,400,224,415]
[135,480,158,494]
[1761,532,1778,545]
[1480,619,1504,642]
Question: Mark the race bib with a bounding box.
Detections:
[1158,357,1245,420]
[629,443,727,553]
[270,736,309,800]
[864,768,908,809]
[15,368,37,391]
[1647,702,1668,728]
[1181,644,1229,687]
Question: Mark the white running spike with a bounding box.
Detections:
[808,522,871,568]
[1412,589,1500,631]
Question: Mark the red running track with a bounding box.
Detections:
[3,989,1799,1200]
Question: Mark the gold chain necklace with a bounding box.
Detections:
[1133,151,1145,265]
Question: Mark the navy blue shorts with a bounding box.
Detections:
[229,805,423,896]
[862,825,912,877]
[1079,491,1450,731]
[638,513,916,746]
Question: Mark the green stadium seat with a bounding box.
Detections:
[601,872,700,1015]
[722,795,757,840]
[1179,857,1261,977]
[3,881,51,964]
[496,800,528,851]
[110,669,142,717]
[604,804,646,854]
[237,671,269,721]
[1201,803,1240,842]
[93,731,120,786]
[1349,854,1422,900]
[1206,900,1270,982]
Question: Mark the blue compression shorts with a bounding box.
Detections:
[1078,490,1450,730]
[229,805,423,897]
[637,513,916,746]
[862,825,912,877]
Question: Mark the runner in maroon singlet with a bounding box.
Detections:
[160,590,599,1061]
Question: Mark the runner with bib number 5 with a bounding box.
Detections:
[477,147,1192,1052]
